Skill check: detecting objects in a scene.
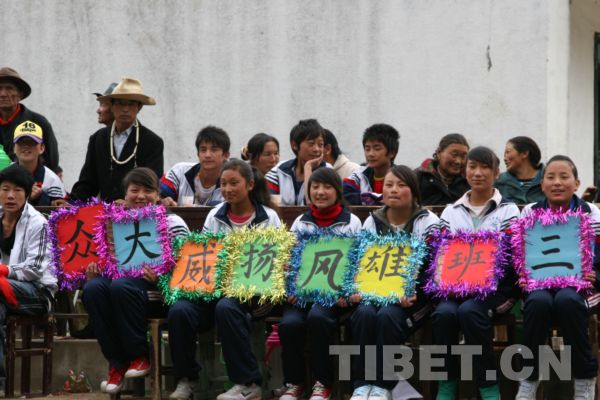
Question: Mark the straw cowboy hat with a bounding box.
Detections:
[99,78,156,106]
[0,67,31,100]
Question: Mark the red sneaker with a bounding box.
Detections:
[124,357,151,378]
[309,381,332,400]
[105,367,127,394]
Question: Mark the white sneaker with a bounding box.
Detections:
[368,386,391,400]
[100,380,107,393]
[309,381,332,400]
[350,385,371,400]
[574,378,596,400]
[279,383,304,400]
[170,377,196,399]
[217,383,262,400]
[515,380,539,400]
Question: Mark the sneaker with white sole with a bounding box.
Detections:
[350,385,371,400]
[279,383,304,400]
[104,367,127,394]
[515,379,540,400]
[217,383,262,400]
[574,378,596,400]
[170,377,196,399]
[368,386,391,400]
[309,381,332,400]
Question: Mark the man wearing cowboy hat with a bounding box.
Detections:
[70,78,163,202]
[94,82,117,126]
[0,67,59,172]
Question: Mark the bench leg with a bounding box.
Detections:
[20,324,32,396]
[42,317,54,395]
[149,319,162,400]
[5,318,15,398]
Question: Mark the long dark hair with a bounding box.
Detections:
[508,136,542,168]
[241,133,279,163]
[467,146,500,170]
[220,159,273,208]
[307,167,345,206]
[386,165,422,211]
[123,167,160,192]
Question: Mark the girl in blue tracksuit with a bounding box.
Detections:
[83,168,189,395]
[349,165,439,400]
[279,167,362,400]
[433,147,519,400]
[204,159,282,400]
[515,155,600,400]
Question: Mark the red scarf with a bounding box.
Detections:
[310,203,343,227]
[0,104,21,125]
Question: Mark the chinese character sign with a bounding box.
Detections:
[96,204,174,279]
[288,232,356,307]
[511,208,594,292]
[113,218,162,271]
[221,226,295,304]
[159,232,226,304]
[346,231,428,306]
[49,201,104,289]
[424,230,507,299]
[355,244,411,300]
[170,240,223,292]
[439,241,496,285]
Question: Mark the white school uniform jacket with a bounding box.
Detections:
[265,158,331,206]
[0,203,57,295]
[362,207,440,240]
[439,189,520,233]
[290,206,362,235]
[160,162,224,206]
[167,213,190,239]
[202,202,282,234]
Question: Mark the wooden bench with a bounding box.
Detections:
[5,314,55,398]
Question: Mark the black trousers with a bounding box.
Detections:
[522,288,598,380]
[82,276,162,369]
[167,298,214,381]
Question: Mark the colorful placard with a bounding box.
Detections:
[288,231,357,307]
[221,226,295,304]
[48,200,104,290]
[159,232,225,304]
[424,230,507,299]
[346,231,428,306]
[511,208,594,292]
[96,204,174,279]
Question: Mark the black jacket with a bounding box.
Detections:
[70,123,164,202]
[0,104,59,172]
[415,159,470,206]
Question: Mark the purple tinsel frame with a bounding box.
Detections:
[95,203,175,279]
[511,208,594,293]
[424,230,508,299]
[48,198,106,290]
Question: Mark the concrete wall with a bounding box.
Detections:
[569,0,600,188]
[0,0,569,190]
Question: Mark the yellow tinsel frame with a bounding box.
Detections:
[219,225,295,304]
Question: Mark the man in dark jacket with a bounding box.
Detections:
[0,67,59,172]
[69,78,163,202]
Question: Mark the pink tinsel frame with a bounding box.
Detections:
[511,208,594,293]
[424,230,508,299]
[48,198,105,290]
[94,203,175,279]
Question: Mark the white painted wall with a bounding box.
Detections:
[1,0,587,192]
[569,0,600,188]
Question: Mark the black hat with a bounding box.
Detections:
[93,82,118,98]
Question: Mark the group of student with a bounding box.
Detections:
[0,116,597,400]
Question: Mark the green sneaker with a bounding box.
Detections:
[435,380,457,400]
[479,384,500,400]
